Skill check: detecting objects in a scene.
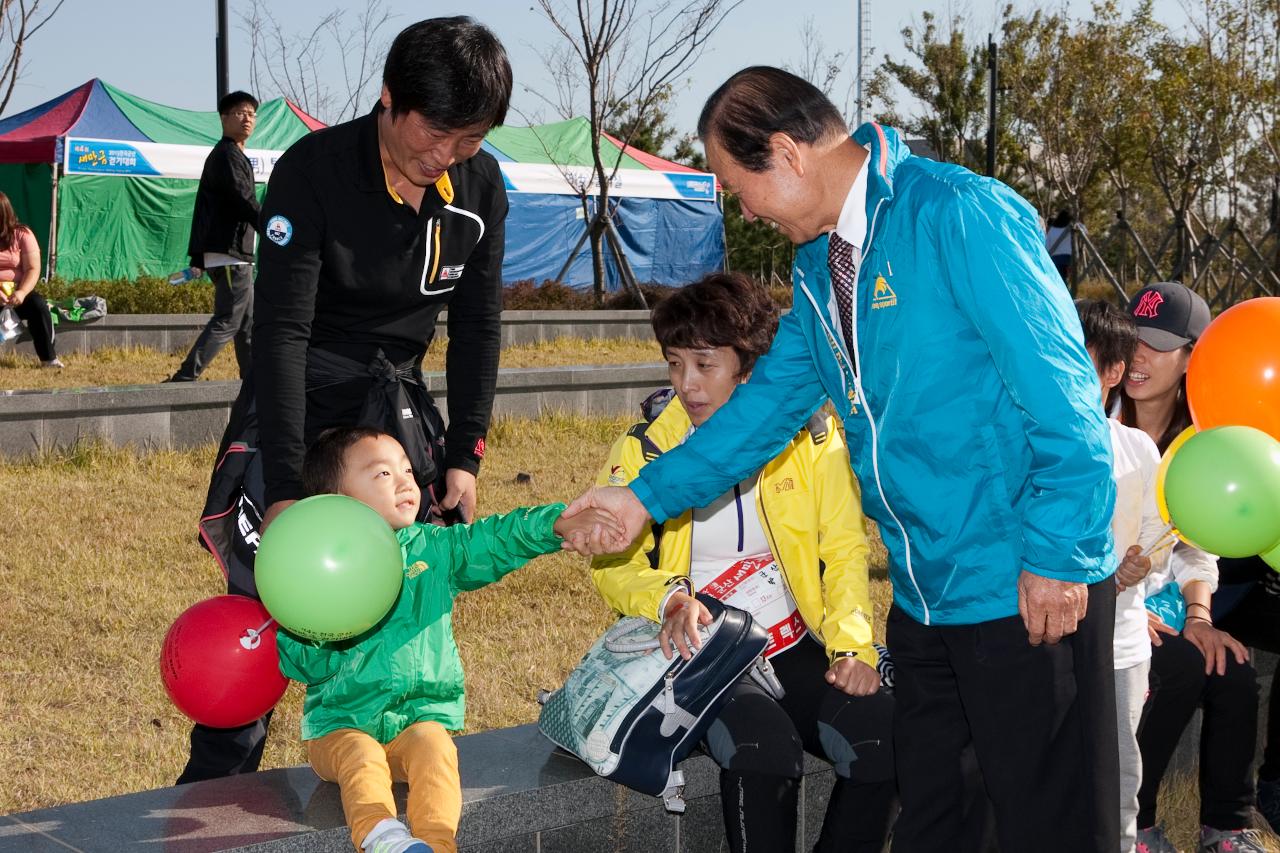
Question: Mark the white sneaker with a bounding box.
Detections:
[361,819,434,853]
[41,358,64,369]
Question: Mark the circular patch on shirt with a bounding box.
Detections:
[265,215,293,246]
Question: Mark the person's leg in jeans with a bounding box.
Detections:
[957,580,1119,853]
[1116,659,1150,852]
[888,605,978,853]
[14,291,56,362]
[172,264,252,380]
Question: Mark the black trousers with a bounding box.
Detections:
[1215,561,1280,782]
[887,580,1119,853]
[703,637,897,853]
[13,291,56,361]
[175,264,253,380]
[1136,632,1258,829]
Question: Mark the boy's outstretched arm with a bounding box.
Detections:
[406,504,625,592]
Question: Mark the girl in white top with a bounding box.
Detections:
[1114,284,1262,853]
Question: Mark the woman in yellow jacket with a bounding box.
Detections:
[591,272,896,853]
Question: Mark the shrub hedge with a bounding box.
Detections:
[40,276,794,314]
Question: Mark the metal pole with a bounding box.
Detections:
[986,34,997,178]
[855,0,863,126]
[216,0,230,102]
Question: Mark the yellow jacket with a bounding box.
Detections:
[591,396,878,669]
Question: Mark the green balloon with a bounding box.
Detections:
[1264,540,1280,574]
[1164,426,1280,558]
[255,495,404,642]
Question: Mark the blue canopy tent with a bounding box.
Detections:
[483,118,724,291]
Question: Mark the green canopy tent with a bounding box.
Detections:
[0,79,324,280]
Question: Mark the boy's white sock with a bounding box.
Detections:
[361,819,409,849]
[361,818,433,853]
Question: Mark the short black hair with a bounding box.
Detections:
[1075,298,1137,373]
[651,272,779,377]
[698,66,847,172]
[303,426,391,497]
[218,91,258,115]
[383,16,512,129]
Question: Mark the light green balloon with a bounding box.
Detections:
[1164,426,1280,558]
[1263,540,1280,574]
[255,495,404,642]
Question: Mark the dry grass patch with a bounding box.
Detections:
[0,337,662,391]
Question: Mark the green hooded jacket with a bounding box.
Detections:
[277,503,566,743]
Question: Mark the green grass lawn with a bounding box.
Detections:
[0,415,1272,852]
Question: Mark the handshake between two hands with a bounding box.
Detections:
[552,486,652,556]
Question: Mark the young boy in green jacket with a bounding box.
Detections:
[277,426,622,853]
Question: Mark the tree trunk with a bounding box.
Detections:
[589,215,607,306]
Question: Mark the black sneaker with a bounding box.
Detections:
[165,373,196,383]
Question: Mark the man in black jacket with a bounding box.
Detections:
[178,18,513,785]
[169,91,260,382]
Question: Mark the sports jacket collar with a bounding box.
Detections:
[355,104,454,208]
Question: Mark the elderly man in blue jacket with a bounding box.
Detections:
[567,67,1119,851]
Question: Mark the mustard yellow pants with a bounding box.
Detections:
[308,722,461,853]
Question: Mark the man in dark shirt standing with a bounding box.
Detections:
[178,18,512,784]
[169,91,260,382]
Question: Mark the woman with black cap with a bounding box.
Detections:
[1118,282,1265,853]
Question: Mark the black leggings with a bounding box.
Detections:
[703,637,897,853]
[1137,631,1258,829]
[12,291,55,361]
[1214,562,1280,781]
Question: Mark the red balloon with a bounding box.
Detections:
[160,595,288,728]
[1187,297,1280,441]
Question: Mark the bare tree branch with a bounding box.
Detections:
[534,0,742,301]
[0,0,66,115]
[239,0,395,124]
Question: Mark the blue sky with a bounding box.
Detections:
[6,0,1185,145]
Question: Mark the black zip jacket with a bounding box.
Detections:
[252,105,508,506]
[187,136,260,266]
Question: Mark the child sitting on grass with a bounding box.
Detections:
[276,426,623,853]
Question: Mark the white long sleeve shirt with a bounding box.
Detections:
[1109,419,1176,669]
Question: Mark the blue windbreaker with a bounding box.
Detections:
[631,122,1116,626]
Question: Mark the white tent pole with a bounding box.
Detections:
[47,162,60,280]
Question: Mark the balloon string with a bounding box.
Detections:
[1140,521,1178,559]
[246,618,275,638]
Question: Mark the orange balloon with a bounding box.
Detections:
[1187,297,1280,441]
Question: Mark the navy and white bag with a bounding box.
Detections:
[538,594,780,812]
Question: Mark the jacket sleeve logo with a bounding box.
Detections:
[440,264,466,280]
[265,215,293,246]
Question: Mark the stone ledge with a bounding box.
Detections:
[1,311,656,356]
[0,724,836,853]
[0,364,667,458]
